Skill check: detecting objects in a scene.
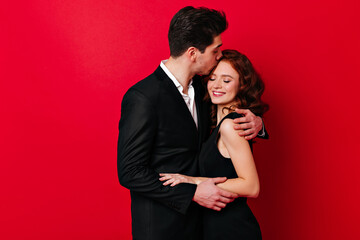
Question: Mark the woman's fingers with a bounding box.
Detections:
[170,179,181,187]
[159,175,171,181]
[159,174,185,186]
[163,179,175,186]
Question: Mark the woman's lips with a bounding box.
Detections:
[212,91,225,97]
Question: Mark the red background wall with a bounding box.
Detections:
[1,0,359,239]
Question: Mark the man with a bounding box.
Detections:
[117,6,264,240]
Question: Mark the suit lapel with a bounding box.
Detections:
[154,67,198,134]
[193,77,209,148]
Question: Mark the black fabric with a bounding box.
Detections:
[117,66,210,240]
[199,112,262,240]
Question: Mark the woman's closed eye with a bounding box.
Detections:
[209,75,216,81]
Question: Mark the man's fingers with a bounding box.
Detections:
[212,206,222,211]
[215,202,226,209]
[233,123,253,130]
[245,133,257,141]
[233,117,248,124]
[218,189,238,199]
[218,196,235,204]
[233,116,255,124]
[235,108,250,115]
[212,177,227,184]
[237,128,254,136]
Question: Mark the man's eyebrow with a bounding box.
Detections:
[215,43,222,49]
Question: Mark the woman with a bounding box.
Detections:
[160,50,269,239]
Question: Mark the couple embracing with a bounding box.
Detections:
[117,6,268,240]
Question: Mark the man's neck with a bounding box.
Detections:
[164,56,194,94]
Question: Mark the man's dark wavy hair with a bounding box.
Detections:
[168,6,228,57]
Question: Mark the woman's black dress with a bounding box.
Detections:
[199,112,262,240]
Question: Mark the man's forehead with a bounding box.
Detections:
[212,35,222,48]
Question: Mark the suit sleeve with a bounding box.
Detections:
[117,89,197,214]
[257,121,269,139]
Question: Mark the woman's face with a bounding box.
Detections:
[207,60,240,107]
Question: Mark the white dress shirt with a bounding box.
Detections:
[160,60,198,128]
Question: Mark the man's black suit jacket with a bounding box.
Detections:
[117,66,211,240]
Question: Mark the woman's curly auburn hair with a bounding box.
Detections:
[203,49,269,128]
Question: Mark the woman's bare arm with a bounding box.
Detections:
[215,118,260,198]
[159,119,260,198]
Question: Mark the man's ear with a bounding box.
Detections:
[186,47,197,62]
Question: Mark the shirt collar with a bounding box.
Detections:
[160,60,193,92]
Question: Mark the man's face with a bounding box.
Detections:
[195,35,223,75]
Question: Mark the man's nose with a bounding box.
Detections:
[216,50,223,61]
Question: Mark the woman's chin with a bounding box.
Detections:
[211,99,227,105]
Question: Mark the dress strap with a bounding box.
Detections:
[218,112,244,127]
